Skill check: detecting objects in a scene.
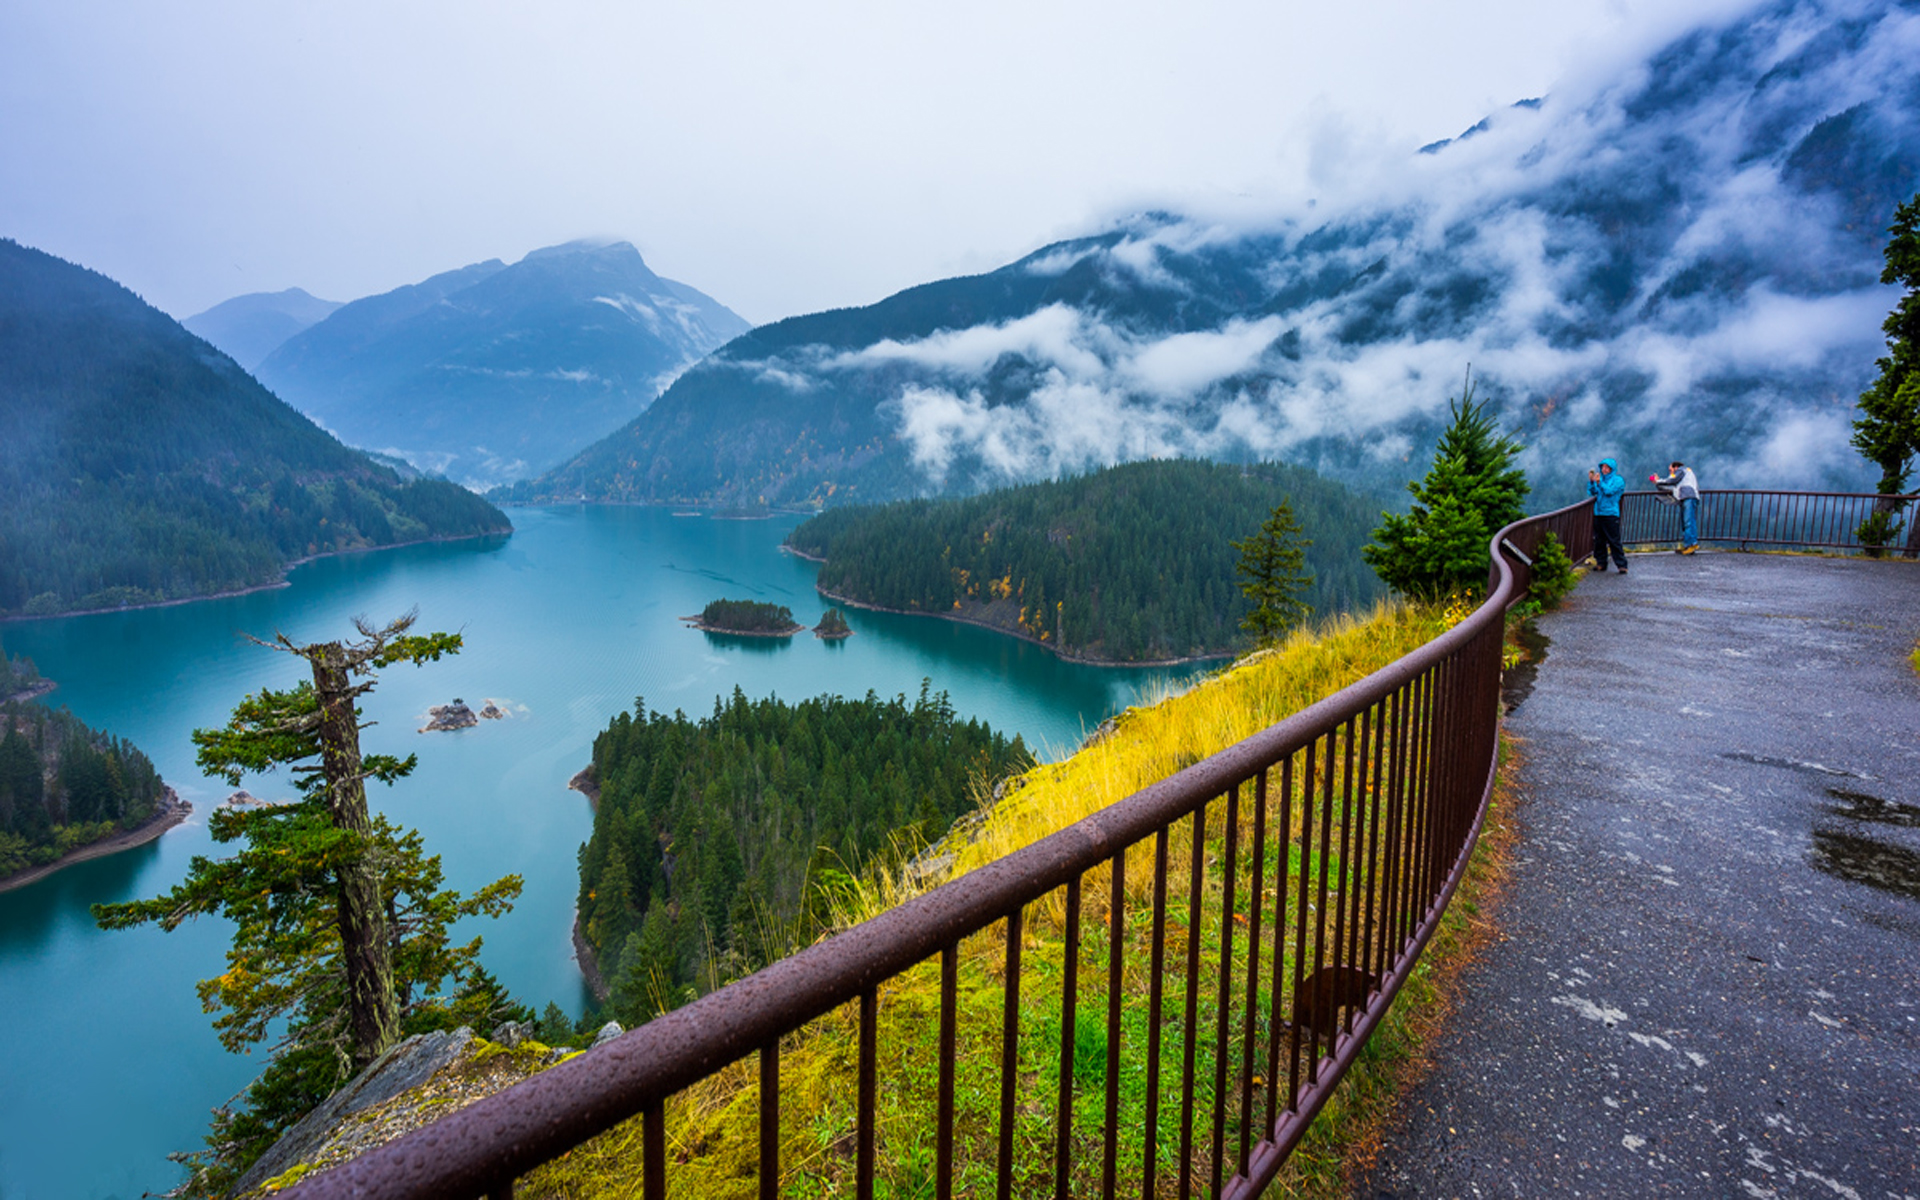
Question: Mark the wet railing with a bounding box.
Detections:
[287,501,1595,1200]
[1620,489,1920,555]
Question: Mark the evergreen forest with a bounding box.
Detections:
[695,598,802,633]
[0,239,511,618]
[0,699,167,879]
[786,459,1383,663]
[576,686,1027,1024]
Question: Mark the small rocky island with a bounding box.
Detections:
[814,607,853,639]
[420,698,509,733]
[683,598,806,637]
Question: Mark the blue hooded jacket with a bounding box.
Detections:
[1588,458,1625,516]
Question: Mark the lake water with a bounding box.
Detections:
[0,506,1202,1200]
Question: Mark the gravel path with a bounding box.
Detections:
[1359,551,1920,1199]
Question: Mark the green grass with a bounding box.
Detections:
[520,601,1515,1199]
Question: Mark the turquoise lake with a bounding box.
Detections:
[0,506,1204,1200]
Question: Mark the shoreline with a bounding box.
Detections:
[567,765,600,810]
[0,527,512,625]
[0,787,190,894]
[812,586,1233,669]
[573,915,611,1003]
[680,617,808,638]
[564,767,611,1000]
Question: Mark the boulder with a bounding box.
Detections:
[231,1028,474,1196]
[591,1021,624,1048]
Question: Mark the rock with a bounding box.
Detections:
[492,1020,533,1048]
[231,1027,475,1196]
[421,699,478,733]
[479,699,506,720]
[592,1021,624,1048]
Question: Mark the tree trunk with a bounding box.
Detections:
[310,641,400,1069]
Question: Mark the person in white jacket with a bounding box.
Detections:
[1651,461,1701,553]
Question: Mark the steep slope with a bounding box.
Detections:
[183,287,342,371]
[0,239,510,618]
[257,241,751,489]
[508,0,1919,508]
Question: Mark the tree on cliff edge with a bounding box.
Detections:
[94,613,523,1189]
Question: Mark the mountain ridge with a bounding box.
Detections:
[256,240,750,489]
[0,238,511,619]
[502,0,1917,509]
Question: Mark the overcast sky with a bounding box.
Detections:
[1,0,1759,326]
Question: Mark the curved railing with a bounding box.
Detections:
[288,501,1594,1200]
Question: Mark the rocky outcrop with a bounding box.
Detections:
[421,699,477,732]
[233,1028,478,1195]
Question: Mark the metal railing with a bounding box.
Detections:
[288,501,1594,1200]
[1620,489,1920,555]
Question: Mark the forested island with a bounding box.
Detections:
[575,686,1027,1022]
[0,239,511,619]
[0,698,177,887]
[814,607,852,639]
[786,458,1383,664]
[683,598,806,636]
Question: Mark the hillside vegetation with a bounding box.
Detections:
[0,699,167,879]
[529,601,1472,1198]
[0,239,511,618]
[787,459,1382,663]
[577,686,1029,1024]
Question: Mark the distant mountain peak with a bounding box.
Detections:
[507,0,1917,509]
[254,239,751,490]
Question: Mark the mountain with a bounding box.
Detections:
[504,0,1919,509]
[255,241,751,489]
[0,239,511,619]
[183,287,343,371]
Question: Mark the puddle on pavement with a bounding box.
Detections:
[1501,621,1550,714]
[1824,788,1920,828]
[1719,751,1869,779]
[1808,828,1920,902]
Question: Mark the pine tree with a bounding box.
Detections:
[1852,193,1920,555]
[1231,499,1314,647]
[92,613,523,1189]
[1854,193,1920,495]
[1363,372,1529,599]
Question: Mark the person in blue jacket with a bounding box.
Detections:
[1587,458,1628,572]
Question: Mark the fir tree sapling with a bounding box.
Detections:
[1231,499,1314,647]
[1363,371,1529,599]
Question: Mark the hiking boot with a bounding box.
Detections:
[1679,544,1697,555]
[1618,564,1629,574]
[1590,561,1608,572]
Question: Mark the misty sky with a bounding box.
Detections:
[2,0,1760,326]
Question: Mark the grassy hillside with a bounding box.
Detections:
[0,239,511,618]
[525,600,1490,1198]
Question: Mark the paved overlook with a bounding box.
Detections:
[1363,552,1920,1199]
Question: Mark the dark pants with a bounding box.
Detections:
[1592,513,1627,568]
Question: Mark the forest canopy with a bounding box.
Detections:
[0,699,167,879]
[693,598,803,634]
[786,458,1383,663]
[577,685,1027,1024]
[0,239,511,618]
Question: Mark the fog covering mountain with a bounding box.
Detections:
[257,240,751,489]
[0,239,510,618]
[183,287,342,371]
[508,0,1918,509]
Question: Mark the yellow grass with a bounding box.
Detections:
[523,600,1490,1199]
